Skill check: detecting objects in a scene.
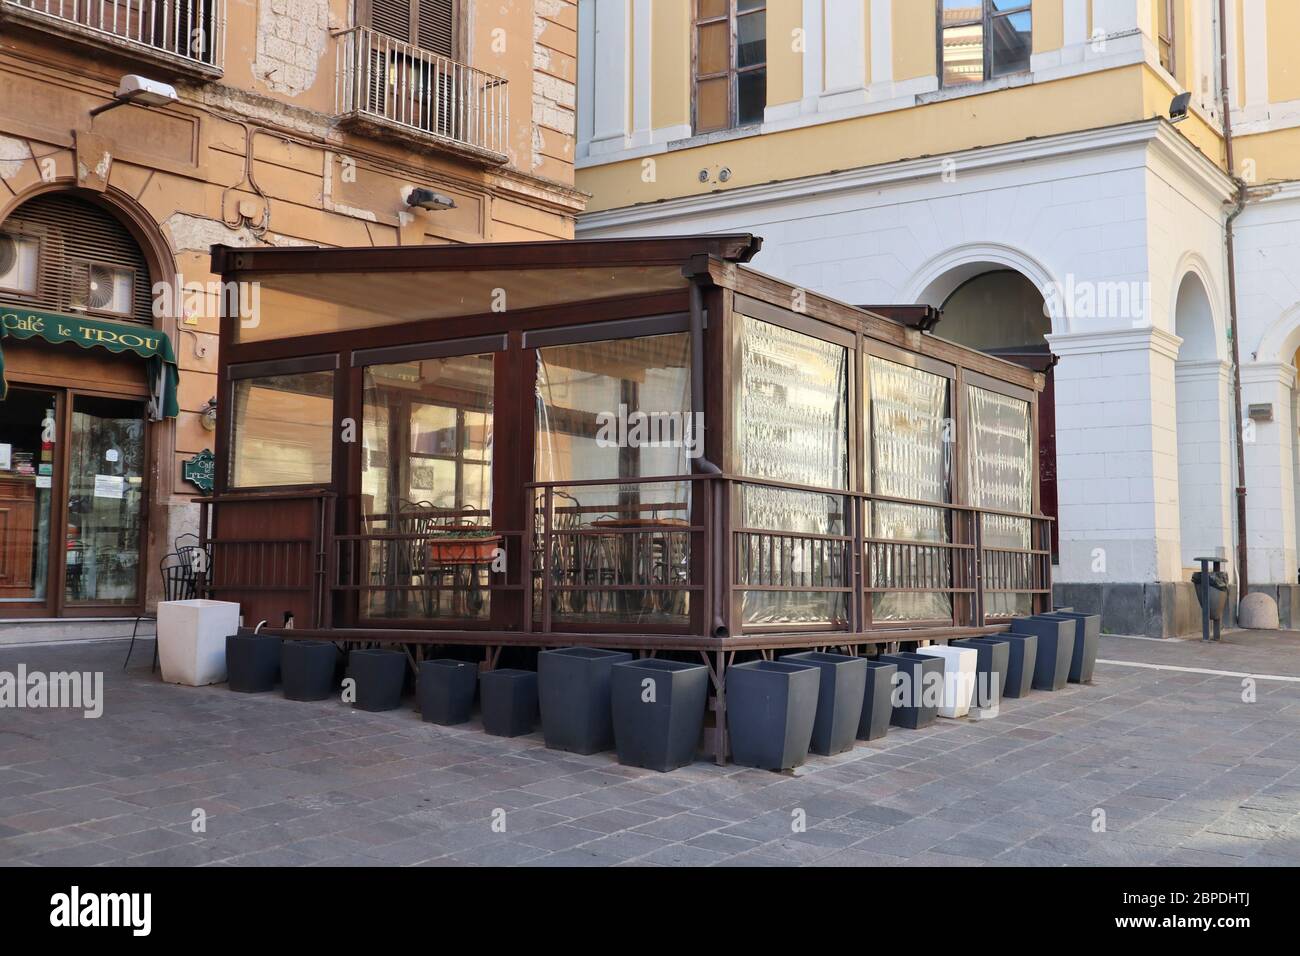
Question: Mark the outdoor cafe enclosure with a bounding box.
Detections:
[205,235,1051,668]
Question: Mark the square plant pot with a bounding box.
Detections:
[347,648,407,712]
[281,640,340,701]
[225,628,281,693]
[538,646,633,755]
[877,653,945,730]
[985,633,1037,698]
[781,652,868,756]
[156,599,240,686]
[857,660,897,741]
[727,660,820,771]
[1048,611,1100,683]
[610,659,709,772]
[418,659,478,725]
[952,637,1010,708]
[915,644,978,719]
[1009,617,1075,691]
[479,669,539,738]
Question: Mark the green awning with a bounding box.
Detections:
[0,305,179,420]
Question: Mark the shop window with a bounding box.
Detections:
[694,0,767,134]
[939,0,1032,88]
[229,370,334,488]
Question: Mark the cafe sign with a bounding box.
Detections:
[182,449,215,494]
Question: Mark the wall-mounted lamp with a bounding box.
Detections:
[406,187,456,212]
[1168,92,1192,125]
[200,397,218,431]
[89,75,179,118]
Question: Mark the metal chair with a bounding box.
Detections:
[124,553,197,671]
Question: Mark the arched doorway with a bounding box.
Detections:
[1171,270,1230,571]
[0,191,161,617]
[917,267,1058,560]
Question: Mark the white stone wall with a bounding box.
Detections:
[254,0,331,97]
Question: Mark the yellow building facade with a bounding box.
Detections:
[0,0,583,632]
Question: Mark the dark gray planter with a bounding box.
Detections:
[537,647,634,754]
[348,648,407,712]
[781,652,868,756]
[280,640,340,701]
[226,629,280,693]
[418,659,478,725]
[857,660,897,741]
[1048,611,1100,683]
[726,660,820,771]
[1009,617,1075,691]
[877,652,944,730]
[479,669,539,737]
[985,633,1037,698]
[610,659,709,772]
[952,637,1010,708]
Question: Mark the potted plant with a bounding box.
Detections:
[537,646,633,754]
[1046,611,1101,683]
[877,652,944,729]
[857,659,897,742]
[726,659,820,771]
[915,644,978,719]
[781,651,868,756]
[347,648,407,712]
[225,626,280,693]
[479,669,539,737]
[952,637,1010,708]
[610,658,709,772]
[418,658,478,725]
[1009,617,1076,691]
[281,640,341,701]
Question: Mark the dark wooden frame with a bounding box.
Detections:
[692,0,767,134]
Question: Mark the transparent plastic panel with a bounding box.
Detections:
[534,334,693,627]
[867,356,953,622]
[735,315,850,626]
[966,384,1034,617]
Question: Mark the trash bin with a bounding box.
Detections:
[1192,570,1229,621]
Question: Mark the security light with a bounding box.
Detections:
[406,188,457,212]
[1168,92,1192,124]
[89,75,179,117]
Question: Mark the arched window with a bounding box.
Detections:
[0,193,153,323]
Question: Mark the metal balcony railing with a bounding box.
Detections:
[1,0,225,72]
[335,26,509,161]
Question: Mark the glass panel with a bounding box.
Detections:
[738,0,765,11]
[698,0,728,20]
[868,356,953,622]
[697,21,730,75]
[737,67,766,125]
[942,23,984,86]
[990,10,1032,77]
[966,384,1034,617]
[736,11,766,68]
[696,77,730,132]
[736,315,849,627]
[0,388,56,604]
[535,332,693,627]
[65,395,145,605]
[361,353,496,621]
[230,370,334,488]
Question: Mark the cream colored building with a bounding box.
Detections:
[0,0,583,636]
[576,0,1300,636]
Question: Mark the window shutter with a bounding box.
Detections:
[417,0,455,57]
[368,0,411,42]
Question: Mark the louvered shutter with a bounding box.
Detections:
[368,0,411,42]
[417,0,455,57]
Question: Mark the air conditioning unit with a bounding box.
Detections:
[0,233,38,294]
[69,260,134,314]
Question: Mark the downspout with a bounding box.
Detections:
[688,275,728,639]
[1219,0,1250,597]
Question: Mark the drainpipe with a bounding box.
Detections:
[688,279,721,477]
[1218,0,1250,597]
[688,275,728,639]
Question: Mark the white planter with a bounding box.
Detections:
[156,600,240,686]
[916,645,978,719]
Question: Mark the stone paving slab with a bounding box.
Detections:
[0,633,1298,866]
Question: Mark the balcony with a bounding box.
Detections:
[334,26,509,164]
[0,0,225,79]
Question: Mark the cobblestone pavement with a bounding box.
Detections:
[1,633,1297,867]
